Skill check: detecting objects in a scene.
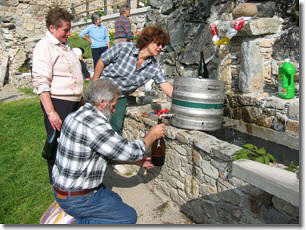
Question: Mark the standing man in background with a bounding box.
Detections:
[113,5,133,44]
[79,12,110,70]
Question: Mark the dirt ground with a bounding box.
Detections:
[0,84,193,225]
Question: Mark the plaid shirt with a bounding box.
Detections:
[100,42,168,95]
[114,15,133,40]
[52,103,146,190]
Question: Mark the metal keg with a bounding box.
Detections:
[170,77,225,131]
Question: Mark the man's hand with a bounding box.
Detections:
[143,124,166,151]
[135,157,154,169]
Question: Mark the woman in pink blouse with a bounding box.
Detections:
[32,7,83,183]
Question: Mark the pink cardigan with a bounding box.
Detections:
[32,31,83,102]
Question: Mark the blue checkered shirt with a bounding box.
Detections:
[52,103,146,190]
[100,42,168,95]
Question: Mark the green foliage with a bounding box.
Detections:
[109,30,115,47]
[232,144,276,165]
[0,98,53,224]
[285,161,299,173]
[68,32,92,58]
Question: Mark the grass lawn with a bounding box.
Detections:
[0,97,53,224]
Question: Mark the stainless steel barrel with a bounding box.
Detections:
[170,77,225,131]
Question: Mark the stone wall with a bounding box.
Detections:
[122,105,299,224]
[145,0,299,141]
[0,0,142,88]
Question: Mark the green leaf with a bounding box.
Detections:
[254,156,265,163]
[264,156,270,164]
[267,153,276,162]
[243,144,254,150]
[256,148,266,155]
[239,152,248,159]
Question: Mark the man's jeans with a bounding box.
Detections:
[54,187,137,224]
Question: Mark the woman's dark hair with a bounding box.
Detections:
[46,7,74,29]
[136,25,170,50]
[91,12,101,24]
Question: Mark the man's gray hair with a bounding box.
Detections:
[119,5,130,15]
[84,79,121,105]
[91,12,100,24]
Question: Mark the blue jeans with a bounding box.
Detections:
[54,187,137,224]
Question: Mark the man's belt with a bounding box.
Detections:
[54,184,105,196]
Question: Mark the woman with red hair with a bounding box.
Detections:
[93,25,173,135]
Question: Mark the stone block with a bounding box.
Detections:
[255,116,273,128]
[192,149,202,166]
[285,119,299,135]
[257,39,276,48]
[272,196,299,218]
[176,131,193,144]
[200,199,218,220]
[173,144,187,156]
[211,159,228,172]
[287,99,299,120]
[233,3,257,18]
[165,152,181,171]
[260,205,292,224]
[199,183,218,197]
[241,18,281,36]
[263,96,288,110]
[201,160,219,179]
[181,199,206,224]
[239,41,265,93]
[211,143,242,162]
[184,176,200,199]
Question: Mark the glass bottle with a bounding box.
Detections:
[198,51,209,79]
[151,118,166,166]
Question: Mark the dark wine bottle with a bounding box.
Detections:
[42,129,60,160]
[198,51,209,79]
[151,118,166,166]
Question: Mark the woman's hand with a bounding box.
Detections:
[135,157,154,169]
[48,111,62,131]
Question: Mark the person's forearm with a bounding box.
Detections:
[92,59,105,80]
[160,82,173,98]
[40,91,55,114]
[82,36,91,44]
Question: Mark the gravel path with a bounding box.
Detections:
[0,84,35,102]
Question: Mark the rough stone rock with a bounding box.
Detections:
[287,99,299,120]
[240,18,281,36]
[233,3,258,18]
[181,199,206,224]
[285,119,299,135]
[160,0,173,14]
[256,1,276,17]
[255,116,273,128]
[260,205,292,224]
[201,159,219,179]
[272,196,299,218]
[239,40,265,93]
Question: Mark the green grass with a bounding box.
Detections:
[0,97,54,224]
[68,32,92,59]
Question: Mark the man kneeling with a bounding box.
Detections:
[52,79,165,224]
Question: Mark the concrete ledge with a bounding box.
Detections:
[72,6,151,27]
[223,117,299,150]
[232,159,299,207]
